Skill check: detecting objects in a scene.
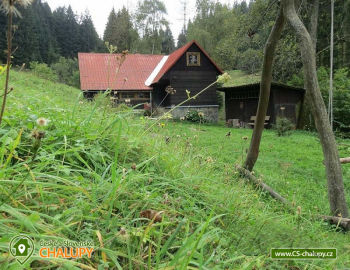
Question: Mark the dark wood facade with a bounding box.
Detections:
[152,43,221,108]
[83,90,150,109]
[220,83,305,127]
[79,41,223,118]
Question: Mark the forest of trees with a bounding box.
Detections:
[0,0,102,66]
[1,0,348,83]
[185,0,350,82]
[0,0,178,66]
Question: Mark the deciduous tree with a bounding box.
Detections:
[244,0,349,218]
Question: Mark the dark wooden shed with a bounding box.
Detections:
[219,82,305,127]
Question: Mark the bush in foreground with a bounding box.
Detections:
[275,117,294,136]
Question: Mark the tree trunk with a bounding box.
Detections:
[343,0,350,67]
[244,6,285,171]
[282,0,349,218]
[309,0,319,53]
[0,5,13,126]
[297,0,319,129]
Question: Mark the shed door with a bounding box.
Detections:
[244,99,258,123]
[275,104,297,124]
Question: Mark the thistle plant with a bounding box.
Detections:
[0,0,33,126]
[104,41,128,103]
[31,117,48,160]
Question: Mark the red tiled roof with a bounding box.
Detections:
[78,40,223,91]
[150,40,223,84]
[78,53,164,91]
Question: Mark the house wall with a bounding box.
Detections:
[166,43,220,106]
[83,90,151,109]
[153,43,221,122]
[164,105,219,122]
[152,83,170,107]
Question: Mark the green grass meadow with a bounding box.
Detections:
[0,71,349,269]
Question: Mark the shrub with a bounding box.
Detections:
[289,67,350,136]
[185,110,206,123]
[275,117,294,136]
[29,61,58,82]
[237,48,263,74]
[115,103,132,112]
[51,57,80,88]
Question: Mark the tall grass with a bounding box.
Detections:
[0,71,349,269]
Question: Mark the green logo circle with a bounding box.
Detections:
[9,235,35,265]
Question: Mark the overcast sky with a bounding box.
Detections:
[45,0,235,42]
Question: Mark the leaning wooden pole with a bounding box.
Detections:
[237,166,291,206]
[237,165,350,231]
[282,0,349,218]
[244,6,285,171]
[237,165,350,230]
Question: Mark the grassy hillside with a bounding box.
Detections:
[0,71,349,269]
[220,70,261,88]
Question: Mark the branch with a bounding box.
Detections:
[340,157,350,164]
[0,87,14,98]
[236,165,291,206]
[320,215,350,231]
[236,165,350,231]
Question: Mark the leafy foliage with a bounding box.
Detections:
[29,61,58,81]
[289,67,350,136]
[185,110,206,123]
[134,0,173,54]
[184,0,349,82]
[29,57,80,88]
[274,117,294,136]
[51,57,79,88]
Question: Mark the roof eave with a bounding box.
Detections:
[218,82,305,92]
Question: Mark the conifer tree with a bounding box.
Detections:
[177,29,187,49]
[103,8,118,47]
[161,26,175,54]
[79,10,100,52]
[114,7,134,51]
[12,3,41,64]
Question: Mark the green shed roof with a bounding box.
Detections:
[219,70,261,88]
[218,70,304,92]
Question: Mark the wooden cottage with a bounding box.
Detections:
[78,40,223,121]
[219,82,305,127]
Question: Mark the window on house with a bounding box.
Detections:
[121,92,136,99]
[138,92,150,99]
[186,52,201,66]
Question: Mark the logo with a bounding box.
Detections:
[38,239,94,259]
[9,235,35,265]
